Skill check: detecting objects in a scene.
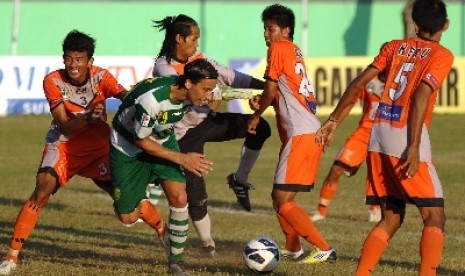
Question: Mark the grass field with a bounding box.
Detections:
[0,114,464,275]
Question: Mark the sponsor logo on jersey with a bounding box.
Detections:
[376,102,402,121]
[156,111,168,124]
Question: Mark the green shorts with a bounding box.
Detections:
[110,136,185,214]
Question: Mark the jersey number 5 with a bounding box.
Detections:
[389,62,414,101]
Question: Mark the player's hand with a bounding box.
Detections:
[247,114,260,135]
[181,153,213,177]
[401,146,420,178]
[315,119,337,151]
[85,103,105,124]
[248,95,261,111]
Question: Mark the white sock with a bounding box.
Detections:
[234,145,260,184]
[193,214,215,248]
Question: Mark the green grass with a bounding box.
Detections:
[0,114,464,275]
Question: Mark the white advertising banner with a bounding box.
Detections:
[0,56,154,115]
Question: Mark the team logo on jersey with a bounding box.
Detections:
[295,48,303,59]
[141,113,151,127]
[426,73,439,89]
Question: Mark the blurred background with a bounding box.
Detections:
[0,0,464,115]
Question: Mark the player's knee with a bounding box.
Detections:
[245,118,271,150]
[421,207,446,229]
[121,221,138,228]
[189,202,208,221]
[166,189,188,208]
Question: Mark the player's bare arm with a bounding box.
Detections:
[317,66,380,147]
[247,80,277,134]
[135,137,213,177]
[52,103,104,136]
[401,82,433,178]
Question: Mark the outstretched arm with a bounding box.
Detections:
[316,66,380,148]
[247,79,277,134]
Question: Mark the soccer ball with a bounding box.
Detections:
[243,236,280,273]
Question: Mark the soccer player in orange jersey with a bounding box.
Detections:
[311,77,384,223]
[316,0,453,274]
[0,30,127,275]
[247,4,336,264]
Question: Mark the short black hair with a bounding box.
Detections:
[62,30,96,58]
[261,4,295,41]
[412,0,447,35]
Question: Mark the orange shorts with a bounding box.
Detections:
[334,125,371,176]
[38,141,111,187]
[365,152,444,208]
[274,133,322,192]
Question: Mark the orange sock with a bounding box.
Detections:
[317,181,338,216]
[420,227,444,276]
[10,200,41,250]
[139,200,163,234]
[355,227,390,276]
[276,213,300,252]
[279,202,330,251]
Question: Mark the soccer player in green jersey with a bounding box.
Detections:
[110,59,218,275]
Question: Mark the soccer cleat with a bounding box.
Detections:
[280,247,304,260]
[168,261,191,275]
[0,258,17,275]
[158,223,170,254]
[199,245,216,258]
[310,211,326,222]
[369,208,382,222]
[297,248,337,264]
[226,173,255,212]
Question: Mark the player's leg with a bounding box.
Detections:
[418,207,445,276]
[313,129,370,221]
[162,180,189,274]
[185,171,215,257]
[110,147,166,248]
[356,152,405,275]
[0,142,73,275]
[213,113,270,211]
[274,134,335,264]
[0,172,58,274]
[311,163,345,221]
[405,161,445,275]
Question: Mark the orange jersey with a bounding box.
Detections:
[334,85,380,174]
[264,40,320,143]
[368,38,453,160]
[43,66,126,154]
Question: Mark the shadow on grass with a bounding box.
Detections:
[0,196,67,211]
[0,219,276,274]
[208,198,274,214]
[337,254,463,276]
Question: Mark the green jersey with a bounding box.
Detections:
[111,76,187,156]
